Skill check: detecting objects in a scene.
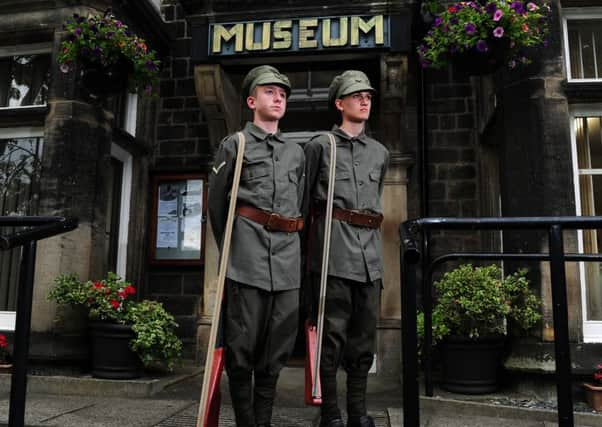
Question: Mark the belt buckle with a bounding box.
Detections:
[265,212,279,231]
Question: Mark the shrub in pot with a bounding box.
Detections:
[419,264,541,393]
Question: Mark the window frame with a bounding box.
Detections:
[562,7,602,83]
[0,126,44,331]
[569,103,602,342]
[0,43,52,110]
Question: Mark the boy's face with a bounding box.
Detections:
[335,91,372,123]
[247,84,287,121]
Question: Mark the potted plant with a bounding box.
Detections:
[0,333,12,373]
[417,0,552,74]
[583,364,602,411]
[57,10,160,97]
[419,264,541,393]
[48,272,182,379]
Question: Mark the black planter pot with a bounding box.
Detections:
[453,38,510,76]
[88,321,142,379]
[79,57,132,97]
[440,335,505,394]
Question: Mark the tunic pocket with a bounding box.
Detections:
[242,164,270,181]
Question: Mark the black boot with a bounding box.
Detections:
[228,369,255,427]
[347,415,375,427]
[254,374,278,426]
[320,417,345,427]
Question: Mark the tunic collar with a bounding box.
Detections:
[331,125,368,145]
[245,122,285,143]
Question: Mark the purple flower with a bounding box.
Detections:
[465,23,476,35]
[493,26,505,38]
[145,60,157,71]
[485,2,497,14]
[74,27,82,37]
[441,25,449,33]
[493,9,503,21]
[543,39,549,48]
[450,17,459,25]
[420,59,432,68]
[434,17,443,27]
[476,40,489,52]
[511,1,525,14]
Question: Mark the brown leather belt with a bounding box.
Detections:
[236,205,304,233]
[315,202,383,229]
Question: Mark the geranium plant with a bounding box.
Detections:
[0,333,11,365]
[418,0,552,70]
[57,11,160,94]
[594,364,602,386]
[49,272,182,370]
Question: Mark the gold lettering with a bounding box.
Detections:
[245,22,271,51]
[322,17,348,47]
[212,23,244,54]
[273,20,292,50]
[299,19,318,49]
[350,15,384,46]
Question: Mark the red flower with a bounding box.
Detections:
[110,300,120,309]
[93,282,104,290]
[0,335,8,348]
[448,5,457,13]
[117,290,127,299]
[125,285,136,296]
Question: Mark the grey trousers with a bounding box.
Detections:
[224,280,299,426]
[318,276,380,422]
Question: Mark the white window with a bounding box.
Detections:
[570,105,602,342]
[109,144,133,278]
[0,43,51,109]
[0,127,44,331]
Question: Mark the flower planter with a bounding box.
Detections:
[0,363,12,374]
[79,56,133,98]
[89,321,142,379]
[453,38,510,76]
[584,383,602,411]
[440,335,505,394]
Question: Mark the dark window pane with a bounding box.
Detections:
[0,53,50,107]
[567,20,602,79]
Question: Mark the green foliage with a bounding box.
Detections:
[417,0,552,69]
[49,273,182,371]
[57,11,160,94]
[419,264,541,344]
[128,301,183,371]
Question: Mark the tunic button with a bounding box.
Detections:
[358,181,363,186]
[354,161,359,166]
[275,157,279,161]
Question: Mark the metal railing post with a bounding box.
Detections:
[548,224,573,427]
[9,240,37,427]
[400,233,420,427]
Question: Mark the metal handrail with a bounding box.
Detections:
[0,216,78,427]
[399,216,602,427]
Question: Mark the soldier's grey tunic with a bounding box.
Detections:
[304,126,389,283]
[208,122,305,291]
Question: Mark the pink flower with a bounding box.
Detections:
[60,63,70,74]
[493,26,505,38]
[522,23,529,33]
[493,9,504,21]
[526,2,538,11]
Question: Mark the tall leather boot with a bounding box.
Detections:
[228,369,255,427]
[346,372,368,421]
[319,371,342,427]
[254,373,278,426]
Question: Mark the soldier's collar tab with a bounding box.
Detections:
[331,125,368,144]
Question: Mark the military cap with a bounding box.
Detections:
[328,70,375,107]
[241,65,291,99]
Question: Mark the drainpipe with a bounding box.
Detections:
[415,1,429,219]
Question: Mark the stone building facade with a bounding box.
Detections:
[0,0,600,382]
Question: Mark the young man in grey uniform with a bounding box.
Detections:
[304,71,389,427]
[208,65,305,427]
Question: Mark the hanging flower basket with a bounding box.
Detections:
[58,10,160,97]
[418,0,552,73]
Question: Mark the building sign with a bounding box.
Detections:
[209,15,389,56]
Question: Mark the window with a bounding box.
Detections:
[0,128,43,329]
[0,44,51,108]
[570,105,602,341]
[149,174,206,265]
[563,9,602,81]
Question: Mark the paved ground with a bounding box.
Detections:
[0,366,600,426]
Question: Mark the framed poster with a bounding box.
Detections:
[149,174,207,265]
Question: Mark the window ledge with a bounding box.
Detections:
[0,105,47,127]
[564,81,602,103]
